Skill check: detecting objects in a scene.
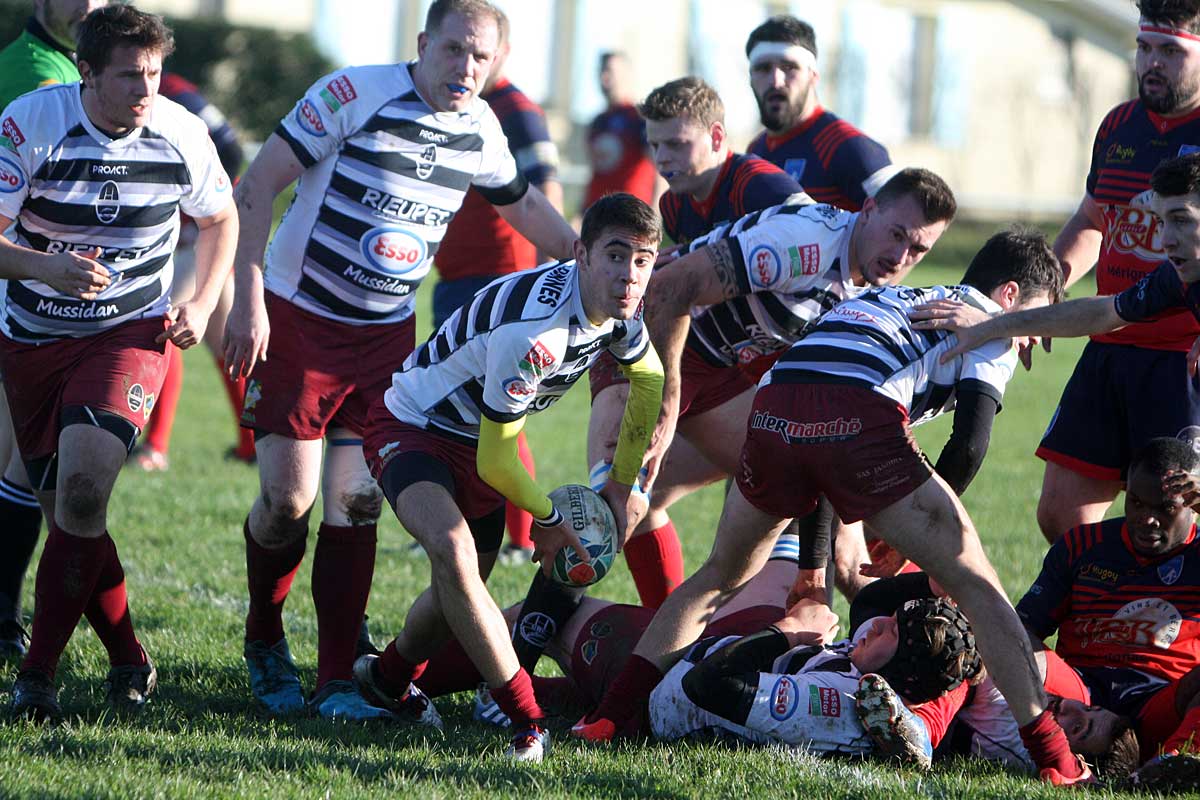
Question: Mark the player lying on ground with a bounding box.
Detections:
[0,4,237,721]
[350,193,664,761]
[574,229,1099,786]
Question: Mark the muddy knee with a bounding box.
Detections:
[60,472,106,522]
[341,483,383,526]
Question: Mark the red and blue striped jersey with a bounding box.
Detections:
[748,107,891,211]
[1086,99,1200,351]
[659,152,803,246]
[1016,517,1200,682]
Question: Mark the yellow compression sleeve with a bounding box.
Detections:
[476,415,554,520]
[611,343,665,485]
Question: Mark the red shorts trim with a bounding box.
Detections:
[736,383,933,523]
[1041,649,1091,703]
[242,292,415,439]
[0,318,169,460]
[361,400,503,521]
[1034,446,1124,483]
[588,346,752,420]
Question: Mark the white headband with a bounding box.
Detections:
[748,41,817,71]
[1139,22,1200,47]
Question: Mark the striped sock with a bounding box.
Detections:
[0,476,43,618]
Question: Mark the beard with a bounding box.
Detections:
[756,85,811,132]
[1139,71,1200,114]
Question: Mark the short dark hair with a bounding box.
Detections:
[76,5,174,75]
[1092,721,1141,780]
[424,0,503,37]
[745,15,817,58]
[1137,0,1200,34]
[874,167,958,225]
[581,193,662,250]
[638,77,725,128]
[1130,436,1200,479]
[960,228,1065,305]
[877,598,982,704]
[600,51,627,69]
[1151,152,1200,197]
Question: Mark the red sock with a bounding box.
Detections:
[82,534,145,667]
[22,524,109,678]
[414,635,482,698]
[912,681,969,748]
[589,654,662,736]
[145,343,183,454]
[244,518,306,645]
[624,522,684,609]
[213,354,255,459]
[490,668,544,728]
[505,431,534,549]
[1020,708,1083,777]
[378,640,426,696]
[1163,705,1200,755]
[312,523,376,688]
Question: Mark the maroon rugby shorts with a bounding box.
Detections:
[241,292,415,439]
[0,318,169,461]
[589,345,752,418]
[570,603,656,708]
[361,399,503,520]
[736,383,934,523]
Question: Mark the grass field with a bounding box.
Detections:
[0,221,1177,799]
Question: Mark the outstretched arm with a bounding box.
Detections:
[494,184,577,261]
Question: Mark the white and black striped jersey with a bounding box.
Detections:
[384,261,649,443]
[267,63,526,325]
[765,285,1017,425]
[0,84,230,342]
[683,202,868,367]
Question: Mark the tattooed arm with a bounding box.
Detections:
[643,239,745,420]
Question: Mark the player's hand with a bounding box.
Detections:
[1163,469,1200,512]
[598,479,641,551]
[223,295,270,378]
[775,598,839,647]
[785,566,827,610]
[654,244,683,267]
[157,300,210,349]
[642,392,680,493]
[908,299,991,331]
[859,541,910,579]
[43,247,111,300]
[530,510,590,578]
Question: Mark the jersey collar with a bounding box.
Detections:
[1120,520,1198,565]
[73,84,144,147]
[761,105,825,150]
[688,151,735,218]
[25,17,75,61]
[1146,102,1200,134]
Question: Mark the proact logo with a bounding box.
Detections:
[95,181,120,224]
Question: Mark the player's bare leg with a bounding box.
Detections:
[832,520,873,601]
[1035,462,1122,544]
[242,433,322,715]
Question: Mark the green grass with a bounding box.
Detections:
[0,238,1176,799]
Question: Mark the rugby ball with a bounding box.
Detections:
[548,484,617,587]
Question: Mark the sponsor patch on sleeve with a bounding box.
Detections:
[296,99,327,137]
[2,117,24,148]
[748,245,782,289]
[320,75,358,113]
[807,685,841,717]
[502,376,537,401]
[519,341,556,375]
[0,156,26,193]
[788,244,820,277]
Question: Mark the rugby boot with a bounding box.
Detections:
[9,668,61,723]
[854,673,933,769]
[506,723,549,762]
[0,618,29,661]
[309,679,396,722]
[352,654,442,730]
[570,713,618,742]
[103,653,157,713]
[472,682,512,728]
[1130,752,1200,793]
[355,615,381,659]
[244,638,305,715]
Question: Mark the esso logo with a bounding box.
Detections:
[769,676,798,721]
[360,227,428,276]
[749,245,781,288]
[296,100,326,137]
[0,157,24,193]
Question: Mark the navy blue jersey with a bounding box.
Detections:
[659,153,802,246]
[159,72,242,178]
[748,107,891,211]
[1114,260,1200,326]
[1016,517,1200,682]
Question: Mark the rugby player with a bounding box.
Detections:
[583,52,658,209]
[575,230,1096,785]
[351,193,664,761]
[586,76,805,607]
[1027,0,1200,544]
[432,8,562,563]
[611,169,953,607]
[0,0,107,660]
[0,4,236,721]
[745,15,893,211]
[223,0,577,721]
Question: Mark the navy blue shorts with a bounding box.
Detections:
[1075,665,1168,719]
[1037,341,1200,481]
